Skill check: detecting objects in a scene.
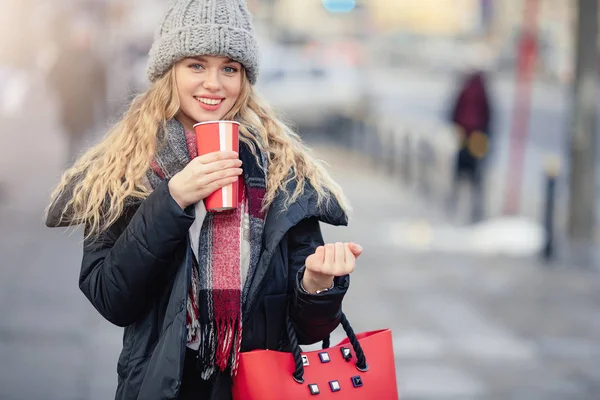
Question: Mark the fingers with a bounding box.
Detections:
[342,243,356,274]
[191,152,243,186]
[199,159,243,175]
[334,242,346,265]
[320,242,356,276]
[347,242,363,258]
[344,243,354,266]
[305,246,325,272]
[315,246,325,264]
[202,174,241,197]
[324,243,335,267]
[306,242,361,277]
[202,167,243,185]
[196,151,239,164]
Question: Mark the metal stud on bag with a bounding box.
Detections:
[308,384,320,395]
[329,380,341,392]
[318,352,331,363]
[341,346,352,361]
[351,376,364,388]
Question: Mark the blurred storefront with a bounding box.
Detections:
[257,0,575,81]
[370,0,482,36]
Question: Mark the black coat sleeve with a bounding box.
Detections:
[79,180,194,327]
[287,217,349,345]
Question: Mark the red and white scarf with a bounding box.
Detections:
[147,120,266,378]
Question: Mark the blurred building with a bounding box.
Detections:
[260,0,482,38]
[252,0,360,39]
[370,0,483,36]
[254,0,576,81]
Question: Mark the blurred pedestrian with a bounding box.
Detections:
[47,19,107,164]
[45,1,363,399]
[447,64,492,223]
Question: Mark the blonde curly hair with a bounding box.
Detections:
[47,67,350,239]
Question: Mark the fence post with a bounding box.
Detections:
[387,126,396,175]
[401,133,411,185]
[542,154,561,262]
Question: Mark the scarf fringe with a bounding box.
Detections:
[230,319,243,376]
[198,323,217,379]
[186,311,201,343]
[186,261,201,343]
[215,318,238,372]
[195,318,243,377]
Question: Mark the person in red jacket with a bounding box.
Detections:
[448,68,492,223]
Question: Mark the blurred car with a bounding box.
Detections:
[256,40,364,133]
[367,32,476,74]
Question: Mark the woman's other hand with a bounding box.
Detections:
[302,242,363,294]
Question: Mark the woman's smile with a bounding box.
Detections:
[194,96,225,111]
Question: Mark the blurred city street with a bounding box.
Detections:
[1,80,600,399]
[2,0,600,399]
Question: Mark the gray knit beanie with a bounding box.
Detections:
[146,0,259,84]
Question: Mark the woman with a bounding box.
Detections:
[45,0,362,399]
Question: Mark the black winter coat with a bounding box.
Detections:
[48,179,349,399]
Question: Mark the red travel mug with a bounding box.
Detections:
[194,120,240,212]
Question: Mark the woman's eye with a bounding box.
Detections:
[190,64,204,70]
[223,66,238,74]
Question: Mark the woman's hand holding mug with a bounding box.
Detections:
[168,151,242,210]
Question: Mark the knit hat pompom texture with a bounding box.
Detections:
[147,0,259,84]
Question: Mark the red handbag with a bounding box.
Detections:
[232,313,399,399]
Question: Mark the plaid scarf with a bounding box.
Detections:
[146,120,267,378]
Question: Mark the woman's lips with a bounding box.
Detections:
[195,96,224,111]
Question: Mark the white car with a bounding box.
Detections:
[256,41,363,133]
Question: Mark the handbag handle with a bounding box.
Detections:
[286,312,368,384]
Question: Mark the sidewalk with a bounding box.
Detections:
[312,143,545,257]
[313,143,600,399]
